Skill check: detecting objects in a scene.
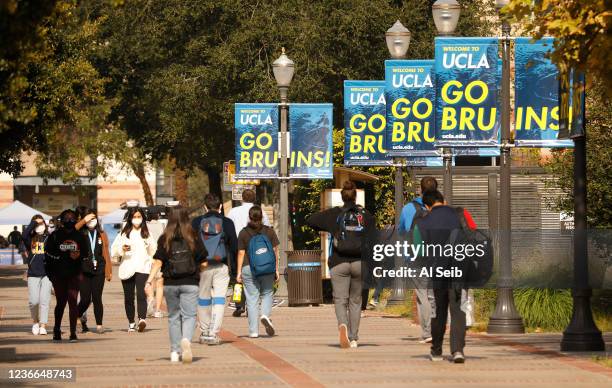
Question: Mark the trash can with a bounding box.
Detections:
[287,250,323,306]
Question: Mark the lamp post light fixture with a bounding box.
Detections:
[385,20,410,306]
[487,0,524,334]
[272,47,295,297]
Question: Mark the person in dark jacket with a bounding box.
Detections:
[21,215,51,336]
[306,180,375,349]
[45,209,90,342]
[191,193,238,345]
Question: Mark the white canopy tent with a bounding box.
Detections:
[0,200,52,226]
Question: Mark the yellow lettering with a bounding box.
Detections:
[441,80,463,104]
[441,108,457,130]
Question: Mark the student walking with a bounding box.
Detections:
[147,210,165,318]
[306,181,375,349]
[236,206,279,338]
[45,209,89,342]
[192,193,237,345]
[111,207,157,333]
[146,206,206,363]
[77,209,112,334]
[21,215,51,336]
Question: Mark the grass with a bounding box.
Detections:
[591,356,612,369]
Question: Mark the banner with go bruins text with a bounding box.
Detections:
[514,37,573,147]
[234,103,279,179]
[343,81,392,166]
[385,60,438,157]
[289,103,333,179]
[434,37,500,148]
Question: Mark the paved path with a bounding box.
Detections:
[0,266,610,387]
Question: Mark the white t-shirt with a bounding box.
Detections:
[228,202,271,236]
[111,229,157,275]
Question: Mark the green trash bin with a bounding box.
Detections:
[287,250,323,306]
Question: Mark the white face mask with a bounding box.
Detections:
[132,218,143,227]
[35,225,46,235]
[87,219,98,229]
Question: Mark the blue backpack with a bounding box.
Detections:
[247,230,276,278]
[200,214,227,262]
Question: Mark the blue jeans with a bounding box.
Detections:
[241,266,274,335]
[164,284,198,352]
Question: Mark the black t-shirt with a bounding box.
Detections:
[237,225,280,267]
[83,229,106,271]
[45,228,90,278]
[153,235,206,286]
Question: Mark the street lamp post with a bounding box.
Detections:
[432,0,461,205]
[385,20,410,306]
[272,48,295,296]
[488,0,524,334]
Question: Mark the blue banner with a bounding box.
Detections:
[289,103,333,179]
[406,157,443,167]
[343,81,392,166]
[385,60,439,157]
[235,103,279,178]
[514,37,573,147]
[434,37,500,148]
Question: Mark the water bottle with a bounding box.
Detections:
[232,283,243,303]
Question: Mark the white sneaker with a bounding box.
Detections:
[170,351,180,363]
[350,340,358,348]
[153,310,164,318]
[128,322,136,332]
[38,326,47,335]
[137,319,147,332]
[32,323,40,335]
[260,315,275,336]
[248,333,259,338]
[181,338,192,364]
[338,324,350,349]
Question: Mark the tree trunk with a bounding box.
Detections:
[132,161,154,206]
[205,166,222,199]
[174,167,189,206]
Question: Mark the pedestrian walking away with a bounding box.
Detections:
[146,205,206,364]
[45,209,90,342]
[76,208,112,334]
[20,215,52,336]
[146,210,166,318]
[8,225,23,248]
[236,205,279,338]
[192,193,237,345]
[111,207,157,333]
[306,180,375,349]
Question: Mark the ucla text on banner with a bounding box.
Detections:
[514,37,573,148]
[405,156,443,167]
[235,103,279,178]
[434,37,500,148]
[385,60,439,157]
[343,81,392,166]
[289,103,333,179]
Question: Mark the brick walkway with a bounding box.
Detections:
[0,266,610,387]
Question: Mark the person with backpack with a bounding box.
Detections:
[236,205,279,338]
[111,207,157,333]
[191,193,238,345]
[412,190,480,363]
[21,215,51,336]
[306,180,375,349]
[45,209,90,342]
[146,206,207,363]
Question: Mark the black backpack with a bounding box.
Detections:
[452,207,494,287]
[166,239,197,278]
[332,205,366,257]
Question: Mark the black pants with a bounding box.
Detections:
[78,272,105,325]
[121,273,148,323]
[431,288,466,356]
[50,275,80,335]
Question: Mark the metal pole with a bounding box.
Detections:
[443,148,453,205]
[488,19,524,334]
[278,87,289,299]
[387,159,406,305]
[560,77,604,350]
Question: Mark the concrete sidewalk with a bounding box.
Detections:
[0,266,610,387]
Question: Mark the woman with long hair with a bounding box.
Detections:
[111,207,156,332]
[77,208,112,334]
[146,206,206,363]
[236,205,280,338]
[22,215,51,336]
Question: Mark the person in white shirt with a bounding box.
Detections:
[111,207,157,332]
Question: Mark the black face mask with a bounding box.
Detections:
[63,219,77,229]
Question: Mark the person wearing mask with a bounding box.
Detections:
[228,189,270,317]
[21,215,51,336]
[76,209,112,334]
[8,225,23,248]
[413,190,476,363]
[146,206,206,363]
[236,206,279,338]
[192,193,238,345]
[111,207,157,333]
[45,209,89,342]
[306,180,375,349]
[146,209,165,318]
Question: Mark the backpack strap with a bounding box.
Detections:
[453,206,469,231]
